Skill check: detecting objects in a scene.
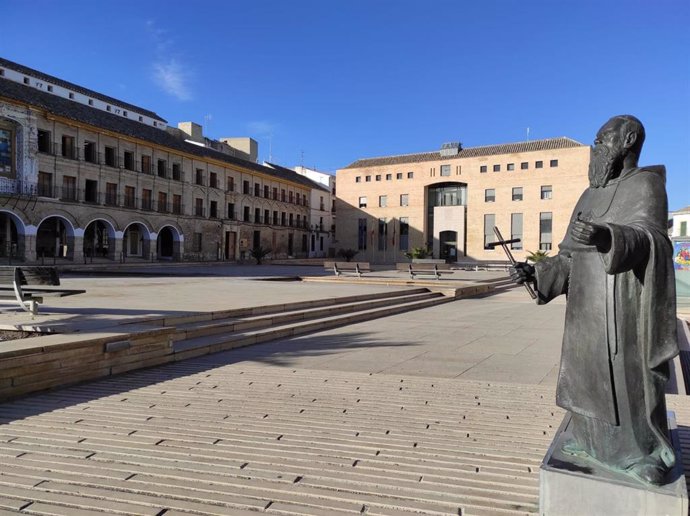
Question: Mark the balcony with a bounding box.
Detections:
[157,201,169,214]
[172,203,184,215]
[123,196,137,209]
[194,206,205,217]
[37,183,54,198]
[141,198,153,211]
[104,193,119,206]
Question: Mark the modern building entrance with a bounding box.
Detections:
[439,230,458,262]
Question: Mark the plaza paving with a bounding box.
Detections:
[0,265,689,515]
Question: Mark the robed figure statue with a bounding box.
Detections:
[511,115,679,485]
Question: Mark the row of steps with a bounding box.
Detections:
[168,288,453,359]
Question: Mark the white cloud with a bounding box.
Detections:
[247,120,278,137]
[146,20,193,101]
[153,59,192,101]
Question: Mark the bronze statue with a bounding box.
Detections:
[511,115,679,485]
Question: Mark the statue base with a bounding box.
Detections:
[540,412,688,516]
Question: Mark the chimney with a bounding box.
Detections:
[177,122,204,143]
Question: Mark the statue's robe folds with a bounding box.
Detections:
[535,166,679,470]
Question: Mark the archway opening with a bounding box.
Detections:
[123,223,150,259]
[83,220,115,259]
[36,216,74,259]
[439,230,458,262]
[157,226,175,259]
[0,212,21,260]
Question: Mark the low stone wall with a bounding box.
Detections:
[0,326,176,401]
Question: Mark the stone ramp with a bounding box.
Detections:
[0,364,556,515]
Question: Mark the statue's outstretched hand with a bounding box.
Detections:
[571,220,611,252]
[510,262,535,285]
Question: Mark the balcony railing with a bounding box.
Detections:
[123,196,137,209]
[172,203,184,215]
[104,193,119,206]
[157,201,169,214]
[141,198,153,211]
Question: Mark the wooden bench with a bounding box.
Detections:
[324,261,371,278]
[396,262,454,280]
[0,266,86,315]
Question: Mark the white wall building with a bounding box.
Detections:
[293,166,336,258]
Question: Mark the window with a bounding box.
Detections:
[289,191,294,203]
[61,176,76,201]
[289,213,294,227]
[228,177,235,192]
[407,171,414,179]
[227,203,235,219]
[484,189,495,202]
[378,218,387,251]
[440,165,451,177]
[541,185,553,200]
[104,146,116,167]
[355,176,361,183]
[386,173,392,180]
[400,194,409,207]
[105,183,118,206]
[196,169,204,185]
[281,189,286,201]
[281,212,286,226]
[358,218,367,250]
[493,164,500,172]
[142,189,152,210]
[172,194,182,214]
[37,172,53,197]
[365,176,371,182]
[106,105,111,112]
[273,211,278,225]
[0,125,14,177]
[210,172,218,188]
[480,165,487,173]
[540,212,553,250]
[399,217,409,251]
[264,209,270,224]
[263,185,269,198]
[255,207,261,223]
[84,179,98,203]
[359,196,367,208]
[680,221,688,236]
[375,175,381,181]
[157,191,168,213]
[37,130,51,153]
[512,187,523,201]
[172,163,181,181]
[244,206,251,222]
[535,160,543,169]
[195,198,204,217]
[521,162,528,170]
[84,141,97,163]
[379,195,387,207]
[255,183,261,197]
[484,214,496,249]
[47,85,53,92]
[507,163,515,171]
[550,159,559,167]
[124,151,134,171]
[69,92,74,99]
[272,187,277,199]
[193,233,202,253]
[141,155,152,174]
[23,77,29,85]
[511,213,523,250]
[124,186,136,208]
[396,172,403,180]
[243,180,250,194]
[210,200,218,218]
[88,99,94,106]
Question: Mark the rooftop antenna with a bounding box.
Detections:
[301,150,304,168]
[203,114,212,137]
[268,133,273,162]
[526,127,530,141]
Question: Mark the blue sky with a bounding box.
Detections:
[3,0,689,209]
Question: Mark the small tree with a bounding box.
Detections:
[249,246,272,265]
[525,249,549,263]
[404,246,431,260]
[337,248,358,262]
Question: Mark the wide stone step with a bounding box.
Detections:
[158,287,430,328]
[173,294,453,357]
[176,291,442,341]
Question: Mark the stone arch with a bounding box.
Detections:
[155,223,183,260]
[122,220,153,260]
[0,209,27,261]
[83,218,117,259]
[80,212,121,232]
[35,214,76,260]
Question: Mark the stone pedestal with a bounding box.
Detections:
[540,412,687,516]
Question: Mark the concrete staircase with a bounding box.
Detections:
[168,288,452,360]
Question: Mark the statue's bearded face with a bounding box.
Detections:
[589,122,624,188]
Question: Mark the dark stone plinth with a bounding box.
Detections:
[540,412,688,516]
